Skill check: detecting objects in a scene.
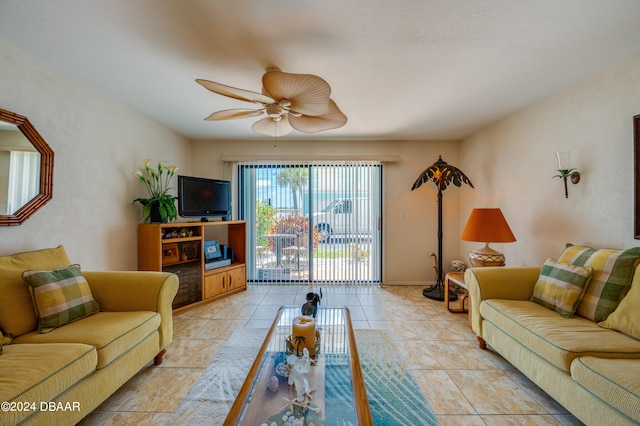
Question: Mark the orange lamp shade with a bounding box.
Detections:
[461,208,516,243]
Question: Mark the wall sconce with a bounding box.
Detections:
[554,151,580,198]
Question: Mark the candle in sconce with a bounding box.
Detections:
[292,315,316,353]
[555,151,571,171]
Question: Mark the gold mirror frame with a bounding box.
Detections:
[0,108,54,226]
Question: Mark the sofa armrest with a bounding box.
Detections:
[83,271,179,351]
[465,266,540,338]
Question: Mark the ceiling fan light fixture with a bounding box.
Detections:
[252,116,293,137]
[197,68,346,136]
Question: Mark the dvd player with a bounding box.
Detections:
[204,258,231,270]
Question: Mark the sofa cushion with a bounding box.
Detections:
[558,244,640,322]
[12,311,160,369]
[530,258,593,318]
[571,356,640,423]
[600,272,640,341]
[0,330,11,345]
[22,264,100,333]
[0,343,96,425]
[0,246,71,337]
[480,299,640,373]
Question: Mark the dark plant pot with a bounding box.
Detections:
[150,205,165,223]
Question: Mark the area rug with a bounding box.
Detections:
[349,329,438,425]
[167,328,438,425]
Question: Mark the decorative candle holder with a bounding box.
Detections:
[553,151,581,198]
[286,330,321,357]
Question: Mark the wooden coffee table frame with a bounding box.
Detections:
[224,306,372,425]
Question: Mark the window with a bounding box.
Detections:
[239,161,381,285]
[5,151,40,215]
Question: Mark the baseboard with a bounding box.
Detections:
[382,281,435,286]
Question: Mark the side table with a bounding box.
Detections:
[444,271,471,328]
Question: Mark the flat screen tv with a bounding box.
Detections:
[177,175,231,221]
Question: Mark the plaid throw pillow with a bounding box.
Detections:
[22,264,100,333]
[531,258,593,318]
[600,277,640,341]
[558,244,640,322]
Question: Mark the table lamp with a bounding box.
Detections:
[461,208,516,267]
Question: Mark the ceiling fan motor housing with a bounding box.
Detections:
[266,103,284,119]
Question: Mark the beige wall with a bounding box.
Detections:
[3,37,638,277]
[460,52,640,266]
[0,41,191,269]
[190,139,465,284]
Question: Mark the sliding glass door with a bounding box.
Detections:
[239,161,381,285]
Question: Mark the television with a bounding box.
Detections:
[177,175,231,221]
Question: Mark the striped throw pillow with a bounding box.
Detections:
[22,264,100,333]
[531,258,593,318]
[600,276,640,341]
[558,244,640,322]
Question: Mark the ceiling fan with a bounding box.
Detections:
[196,67,347,137]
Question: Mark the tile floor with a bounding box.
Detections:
[81,285,584,425]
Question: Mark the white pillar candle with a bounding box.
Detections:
[292,315,316,353]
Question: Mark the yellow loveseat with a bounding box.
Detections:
[0,246,178,425]
[466,245,640,425]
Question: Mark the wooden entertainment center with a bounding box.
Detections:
[138,220,246,312]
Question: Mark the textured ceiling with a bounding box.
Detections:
[1,0,640,141]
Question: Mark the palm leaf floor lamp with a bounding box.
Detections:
[411,156,474,301]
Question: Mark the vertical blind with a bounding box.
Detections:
[238,160,381,285]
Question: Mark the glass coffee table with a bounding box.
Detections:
[224,306,372,425]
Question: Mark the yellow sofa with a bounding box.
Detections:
[0,246,178,425]
[466,264,640,425]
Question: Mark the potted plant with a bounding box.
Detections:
[133,159,178,223]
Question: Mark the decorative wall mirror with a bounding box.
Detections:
[0,108,54,226]
[635,114,640,239]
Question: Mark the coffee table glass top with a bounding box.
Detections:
[225,305,371,425]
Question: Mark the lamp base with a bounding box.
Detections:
[469,244,506,267]
[423,284,458,302]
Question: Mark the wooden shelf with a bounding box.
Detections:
[162,258,200,267]
[138,220,247,310]
[162,236,201,244]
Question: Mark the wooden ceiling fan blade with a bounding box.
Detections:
[262,69,331,116]
[289,99,347,133]
[251,116,294,137]
[204,109,264,121]
[196,79,275,104]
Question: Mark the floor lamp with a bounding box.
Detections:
[411,156,474,301]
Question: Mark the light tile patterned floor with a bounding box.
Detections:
[80,285,584,425]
